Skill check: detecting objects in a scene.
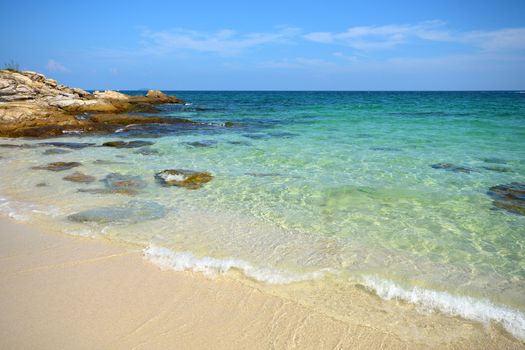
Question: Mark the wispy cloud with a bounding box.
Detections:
[304,21,525,52]
[139,27,300,56]
[46,59,69,73]
[304,21,448,50]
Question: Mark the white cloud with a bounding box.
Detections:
[304,21,525,52]
[140,27,300,56]
[46,59,69,73]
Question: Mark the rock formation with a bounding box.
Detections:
[0,69,186,137]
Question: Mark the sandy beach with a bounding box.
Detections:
[1,216,524,349]
[0,217,409,349]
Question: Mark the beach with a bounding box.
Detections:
[1,217,524,349]
[0,73,524,348]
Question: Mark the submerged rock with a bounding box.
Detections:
[78,173,147,195]
[431,163,473,173]
[487,182,525,216]
[102,140,154,148]
[32,161,81,171]
[39,142,94,149]
[102,173,147,190]
[246,172,282,177]
[155,169,213,190]
[67,201,166,224]
[43,148,71,155]
[63,172,96,183]
[35,182,47,187]
[183,140,218,148]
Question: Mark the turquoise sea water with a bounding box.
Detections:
[1,91,525,339]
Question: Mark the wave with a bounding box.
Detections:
[0,196,62,221]
[362,275,525,341]
[143,244,333,284]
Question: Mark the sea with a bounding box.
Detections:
[1,91,524,342]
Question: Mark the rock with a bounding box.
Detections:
[487,182,525,216]
[67,201,166,224]
[35,182,47,187]
[0,69,186,137]
[32,161,81,171]
[93,90,129,101]
[39,142,94,149]
[101,173,147,191]
[63,172,96,183]
[431,163,473,173]
[183,140,217,148]
[102,140,154,148]
[43,148,71,155]
[155,169,213,190]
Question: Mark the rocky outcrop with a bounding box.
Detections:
[0,69,185,137]
[155,169,213,189]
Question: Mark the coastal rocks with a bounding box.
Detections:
[63,172,96,183]
[67,201,166,224]
[32,161,81,171]
[102,140,154,148]
[431,163,473,173]
[155,169,213,190]
[0,69,187,138]
[487,182,525,216]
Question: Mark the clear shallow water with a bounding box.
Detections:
[1,91,525,340]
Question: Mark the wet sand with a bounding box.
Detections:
[0,217,523,349]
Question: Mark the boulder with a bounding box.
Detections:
[155,169,213,190]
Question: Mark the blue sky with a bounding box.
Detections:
[2,0,525,90]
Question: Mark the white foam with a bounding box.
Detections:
[143,244,332,284]
[162,173,187,182]
[362,275,525,340]
[0,196,62,221]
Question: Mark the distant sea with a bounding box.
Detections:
[1,91,524,339]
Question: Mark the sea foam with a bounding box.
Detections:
[143,244,332,284]
[362,275,525,341]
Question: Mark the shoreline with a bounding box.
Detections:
[1,215,524,349]
[0,216,413,349]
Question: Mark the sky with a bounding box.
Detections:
[1,0,525,90]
